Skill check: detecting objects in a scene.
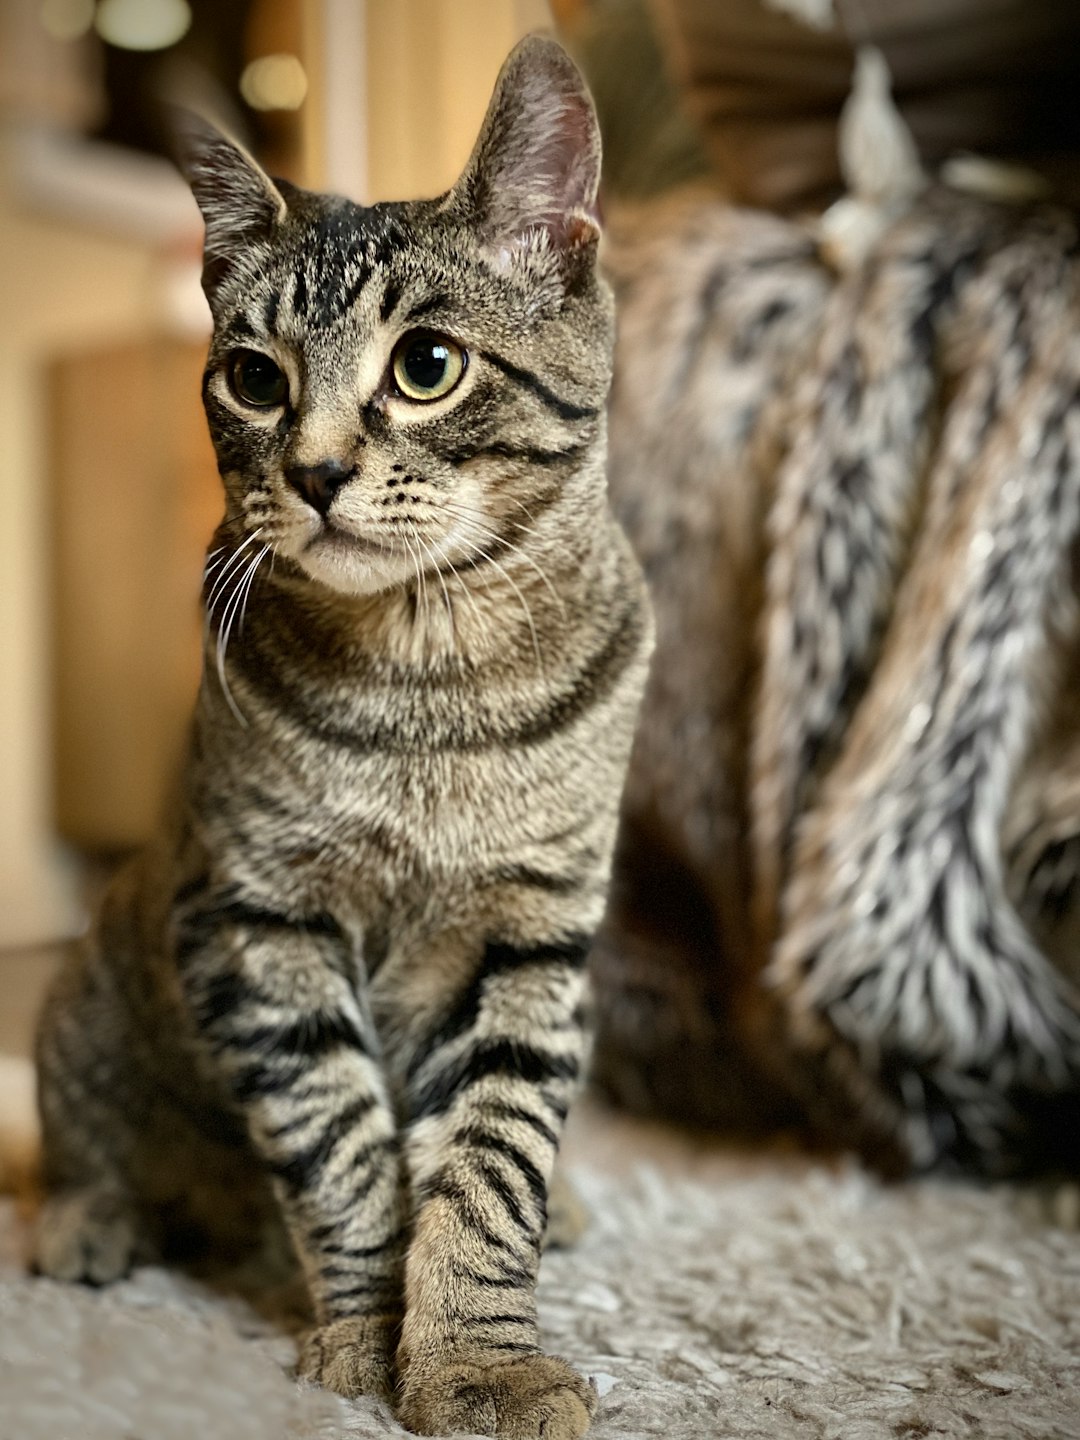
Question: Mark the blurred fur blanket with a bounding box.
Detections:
[592,185,1080,1175]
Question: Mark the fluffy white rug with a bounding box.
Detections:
[1,1105,1078,1440]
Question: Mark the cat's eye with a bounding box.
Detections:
[229,350,289,409]
[391,331,466,402]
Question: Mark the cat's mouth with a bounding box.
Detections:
[306,522,396,559]
[296,519,419,596]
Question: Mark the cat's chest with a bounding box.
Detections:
[206,720,601,897]
[315,741,587,876]
[200,610,639,917]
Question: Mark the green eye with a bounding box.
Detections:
[229,350,288,408]
[391,330,466,402]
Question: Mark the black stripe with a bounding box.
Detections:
[269,1115,390,1196]
[231,1059,307,1103]
[481,350,598,422]
[410,1040,579,1121]
[463,1313,533,1329]
[215,900,343,938]
[237,592,644,754]
[404,292,448,323]
[475,1159,531,1233]
[292,270,308,319]
[316,1264,389,1285]
[457,1128,548,1209]
[263,288,281,333]
[380,278,404,323]
[265,1092,376,1148]
[189,968,266,1029]
[175,897,344,968]
[508,600,644,747]
[490,864,586,895]
[484,936,590,973]
[429,1178,520,1255]
[483,1103,560,1148]
[231,1007,369,1060]
[320,1279,401,1309]
[445,441,589,469]
[319,1230,409,1261]
[471,1268,532,1290]
[263,1109,327,1143]
[331,265,372,322]
[269,1122,346,1194]
[225,315,256,343]
[408,935,590,1078]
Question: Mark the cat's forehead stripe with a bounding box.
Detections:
[379,279,403,327]
[278,205,412,331]
[291,268,308,322]
[404,293,449,325]
[226,314,257,344]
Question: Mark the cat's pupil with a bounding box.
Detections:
[403,340,449,392]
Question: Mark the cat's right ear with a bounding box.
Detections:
[446,36,602,265]
[170,110,287,295]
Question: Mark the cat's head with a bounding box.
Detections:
[176,37,610,599]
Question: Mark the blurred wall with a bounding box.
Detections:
[365,0,552,201]
[0,157,171,946]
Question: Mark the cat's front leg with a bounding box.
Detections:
[176,894,408,1400]
[393,930,596,1439]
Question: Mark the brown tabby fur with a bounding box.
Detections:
[33,39,651,1439]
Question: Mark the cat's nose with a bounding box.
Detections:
[284,460,353,516]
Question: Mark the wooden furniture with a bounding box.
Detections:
[50,338,220,851]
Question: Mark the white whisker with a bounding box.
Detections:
[408,525,459,658]
[214,543,269,727]
[425,535,492,653]
[238,543,272,636]
[437,500,567,617]
[205,526,266,623]
[400,527,431,647]
[440,517,543,670]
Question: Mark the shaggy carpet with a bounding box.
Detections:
[1,1104,1079,1440]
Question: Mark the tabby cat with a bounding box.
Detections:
[33,37,652,1439]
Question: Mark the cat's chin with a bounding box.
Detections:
[293,528,409,597]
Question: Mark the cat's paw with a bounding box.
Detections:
[34,1188,145,1285]
[297,1315,398,1402]
[399,1351,597,1438]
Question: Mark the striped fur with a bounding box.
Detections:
[34,39,651,1439]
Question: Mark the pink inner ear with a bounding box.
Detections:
[509,92,601,247]
[553,96,601,227]
[480,64,604,247]
[455,39,602,252]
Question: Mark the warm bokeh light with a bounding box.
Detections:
[94,0,192,52]
[38,0,95,42]
[239,53,308,112]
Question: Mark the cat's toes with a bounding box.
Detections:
[34,1189,145,1285]
[297,1315,398,1402]
[399,1351,598,1439]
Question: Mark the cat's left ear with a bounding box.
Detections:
[171,109,287,294]
[448,36,602,261]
